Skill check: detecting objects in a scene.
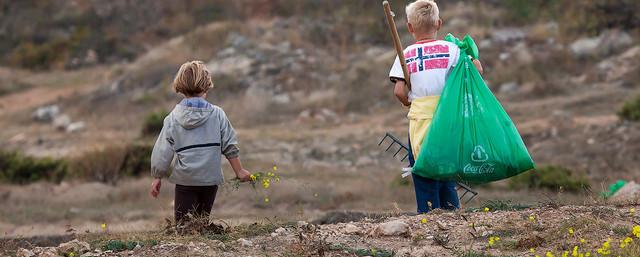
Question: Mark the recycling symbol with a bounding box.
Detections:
[471,145,489,162]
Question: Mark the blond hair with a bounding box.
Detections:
[406,0,440,33]
[172,60,214,96]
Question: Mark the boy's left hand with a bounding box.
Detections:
[235,169,252,182]
[150,178,161,198]
[472,59,484,75]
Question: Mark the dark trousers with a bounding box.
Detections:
[174,184,218,224]
[408,135,460,213]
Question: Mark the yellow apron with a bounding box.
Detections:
[408,95,440,160]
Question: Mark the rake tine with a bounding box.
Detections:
[393,147,403,157]
[385,142,394,151]
[400,153,408,162]
[465,192,478,204]
[378,134,390,146]
[460,190,469,199]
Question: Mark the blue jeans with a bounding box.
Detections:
[408,135,460,213]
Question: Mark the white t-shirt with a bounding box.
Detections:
[389,39,460,101]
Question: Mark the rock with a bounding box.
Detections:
[57,239,91,254]
[16,248,35,257]
[53,114,71,130]
[570,29,633,57]
[478,39,492,49]
[372,220,410,237]
[297,220,309,228]
[33,247,58,257]
[272,93,291,104]
[499,82,520,94]
[570,37,601,57]
[491,28,527,43]
[32,105,60,122]
[237,238,253,247]
[355,156,374,166]
[271,227,287,237]
[609,181,640,204]
[343,224,362,235]
[66,121,85,133]
[212,240,226,250]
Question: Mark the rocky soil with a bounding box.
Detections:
[6,205,640,256]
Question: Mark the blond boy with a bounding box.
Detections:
[389,0,482,213]
[150,61,251,224]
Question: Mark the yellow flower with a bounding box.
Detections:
[484,207,489,212]
[420,218,427,224]
[530,248,536,253]
[572,246,578,257]
[250,174,257,181]
[488,236,500,247]
[633,225,640,238]
[620,237,633,248]
[546,252,554,257]
[273,165,277,171]
[597,239,611,256]
[585,252,590,257]
[101,223,107,230]
[580,238,586,244]
[262,179,270,189]
[264,197,270,203]
[69,253,75,257]
[631,208,635,214]
[529,215,535,222]
[568,227,574,236]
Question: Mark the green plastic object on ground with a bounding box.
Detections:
[412,34,535,183]
[602,180,626,198]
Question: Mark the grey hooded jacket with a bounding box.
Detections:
[151,99,238,186]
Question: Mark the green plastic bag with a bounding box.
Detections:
[412,34,535,183]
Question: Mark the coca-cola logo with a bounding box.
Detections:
[463,163,495,174]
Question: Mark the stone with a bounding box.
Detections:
[491,28,527,43]
[570,37,601,57]
[355,156,374,166]
[32,105,60,122]
[66,121,86,133]
[571,29,633,57]
[53,114,71,130]
[16,248,35,257]
[499,82,520,94]
[372,220,410,237]
[237,238,253,247]
[343,224,362,235]
[57,239,91,254]
[34,247,58,257]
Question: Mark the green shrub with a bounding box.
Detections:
[120,143,153,177]
[509,165,590,192]
[70,143,153,184]
[618,95,640,121]
[0,151,68,184]
[141,110,170,137]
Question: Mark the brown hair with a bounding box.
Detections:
[172,60,214,96]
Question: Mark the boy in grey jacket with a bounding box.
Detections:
[150,60,252,224]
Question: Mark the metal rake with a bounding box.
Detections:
[378,132,478,204]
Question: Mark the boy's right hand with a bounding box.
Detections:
[235,169,252,182]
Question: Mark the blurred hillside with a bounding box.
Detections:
[0,0,640,243]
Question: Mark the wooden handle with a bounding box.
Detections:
[383,1,411,90]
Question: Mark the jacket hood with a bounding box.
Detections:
[172,104,214,129]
